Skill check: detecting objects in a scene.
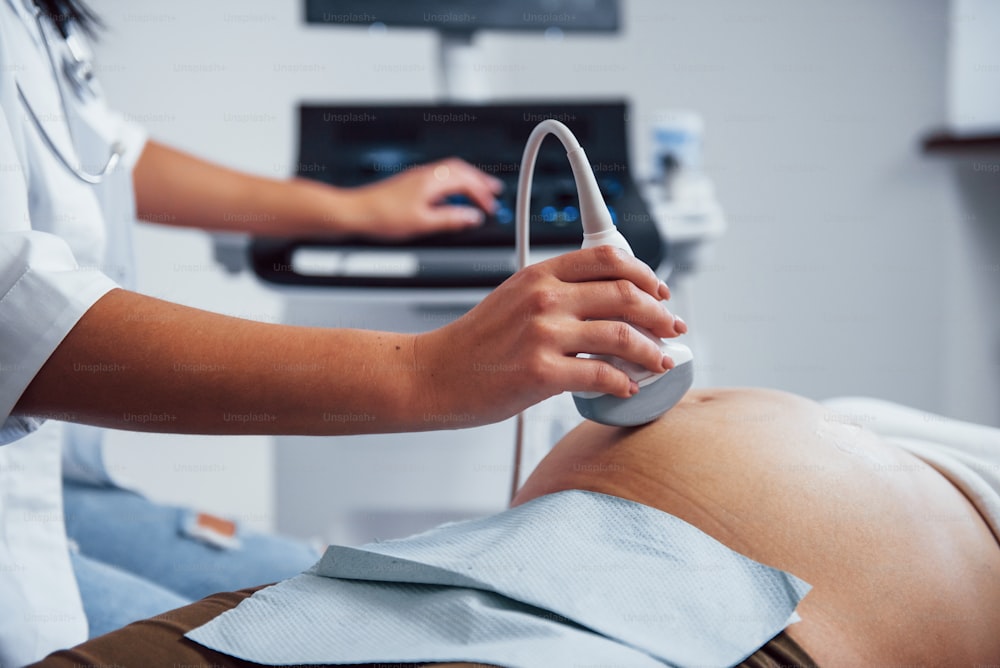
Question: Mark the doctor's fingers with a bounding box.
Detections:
[565,280,684,338]
[423,204,486,231]
[542,354,639,399]
[559,319,672,377]
[427,157,503,213]
[545,246,669,301]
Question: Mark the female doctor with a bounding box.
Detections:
[0,1,684,664]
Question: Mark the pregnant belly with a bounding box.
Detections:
[514,387,1000,665]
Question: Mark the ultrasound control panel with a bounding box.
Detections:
[250,100,665,288]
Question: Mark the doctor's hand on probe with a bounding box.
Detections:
[133,143,500,240]
[415,245,687,426]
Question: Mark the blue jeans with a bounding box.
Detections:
[63,480,319,638]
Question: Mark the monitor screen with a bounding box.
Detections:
[305,0,620,33]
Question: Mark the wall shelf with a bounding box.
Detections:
[922,130,1000,154]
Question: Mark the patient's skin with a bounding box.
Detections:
[513,387,1000,666]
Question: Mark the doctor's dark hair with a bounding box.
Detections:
[34,0,102,37]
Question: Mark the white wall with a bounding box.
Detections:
[89,0,999,537]
[949,0,1000,133]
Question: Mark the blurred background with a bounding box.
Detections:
[88,0,999,544]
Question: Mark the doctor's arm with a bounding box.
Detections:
[132,140,503,240]
[12,247,681,435]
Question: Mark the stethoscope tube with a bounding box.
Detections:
[15,1,123,185]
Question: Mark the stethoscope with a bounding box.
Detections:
[14,0,123,184]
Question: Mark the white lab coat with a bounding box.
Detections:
[0,0,147,663]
